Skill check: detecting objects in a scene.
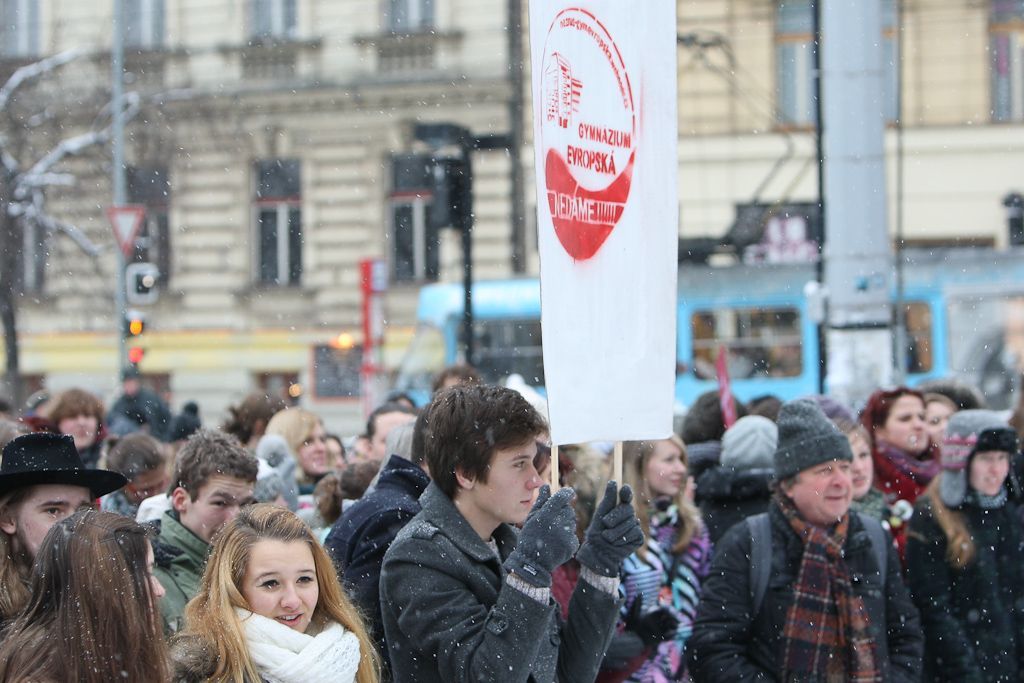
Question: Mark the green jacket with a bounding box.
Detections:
[152,510,209,634]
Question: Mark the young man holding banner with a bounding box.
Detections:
[380,384,644,682]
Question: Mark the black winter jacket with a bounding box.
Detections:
[905,496,1024,683]
[324,454,429,672]
[687,503,923,682]
[696,466,773,544]
[687,441,722,486]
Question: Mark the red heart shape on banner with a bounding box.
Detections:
[545,148,635,261]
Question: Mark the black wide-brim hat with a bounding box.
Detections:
[0,432,127,500]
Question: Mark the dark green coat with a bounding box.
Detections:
[906,496,1024,682]
[152,510,209,634]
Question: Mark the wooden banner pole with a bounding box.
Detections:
[613,441,623,486]
[550,444,560,491]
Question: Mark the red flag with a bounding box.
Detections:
[716,346,737,429]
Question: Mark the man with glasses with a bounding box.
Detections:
[151,428,257,632]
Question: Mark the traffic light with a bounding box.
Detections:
[125,262,159,305]
[124,311,146,337]
[127,345,145,364]
[124,310,146,365]
[427,156,471,232]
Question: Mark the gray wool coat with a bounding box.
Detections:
[380,482,620,683]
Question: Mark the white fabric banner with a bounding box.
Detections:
[530,0,678,445]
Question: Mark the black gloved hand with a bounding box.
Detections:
[602,631,645,670]
[624,598,680,648]
[504,486,579,588]
[576,481,644,577]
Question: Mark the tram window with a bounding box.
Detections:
[471,319,545,386]
[691,307,802,379]
[903,302,933,374]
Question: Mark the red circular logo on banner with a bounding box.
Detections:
[540,8,636,261]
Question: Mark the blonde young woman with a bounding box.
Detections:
[171,504,379,683]
[265,408,331,496]
[603,437,713,682]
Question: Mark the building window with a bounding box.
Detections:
[127,166,171,285]
[0,0,40,58]
[255,371,301,405]
[775,0,816,126]
[254,159,302,286]
[386,0,434,33]
[992,0,1024,121]
[124,0,164,50]
[389,154,438,283]
[390,197,438,283]
[18,221,46,294]
[250,0,297,40]
[775,0,898,125]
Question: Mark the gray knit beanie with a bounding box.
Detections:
[773,399,853,480]
[940,409,1017,507]
[721,415,778,471]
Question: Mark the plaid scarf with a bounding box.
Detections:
[775,493,880,683]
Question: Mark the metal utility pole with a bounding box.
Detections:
[507,0,527,273]
[112,0,128,371]
[821,0,894,407]
[812,0,827,394]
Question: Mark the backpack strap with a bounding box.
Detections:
[855,512,890,588]
[747,513,772,619]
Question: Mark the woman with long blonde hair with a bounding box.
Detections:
[171,504,379,683]
[906,410,1024,682]
[599,436,713,682]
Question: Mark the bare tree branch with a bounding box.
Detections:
[0,49,82,113]
[23,205,103,257]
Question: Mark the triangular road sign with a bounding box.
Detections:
[107,205,146,257]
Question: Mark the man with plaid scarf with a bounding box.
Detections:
[687,399,923,682]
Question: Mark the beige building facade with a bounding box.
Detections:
[2,0,1022,431]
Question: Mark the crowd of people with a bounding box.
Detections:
[1,366,1024,682]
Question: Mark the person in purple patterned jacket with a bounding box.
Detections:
[599,436,713,683]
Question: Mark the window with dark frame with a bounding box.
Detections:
[0,0,39,58]
[390,154,438,284]
[127,165,172,286]
[18,221,46,295]
[992,0,1024,121]
[254,159,302,287]
[250,0,297,40]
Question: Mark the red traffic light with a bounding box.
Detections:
[127,346,145,364]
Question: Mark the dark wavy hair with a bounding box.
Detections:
[424,384,548,497]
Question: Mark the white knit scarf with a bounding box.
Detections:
[235,608,361,683]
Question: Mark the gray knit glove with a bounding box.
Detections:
[576,481,644,577]
[504,486,579,588]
